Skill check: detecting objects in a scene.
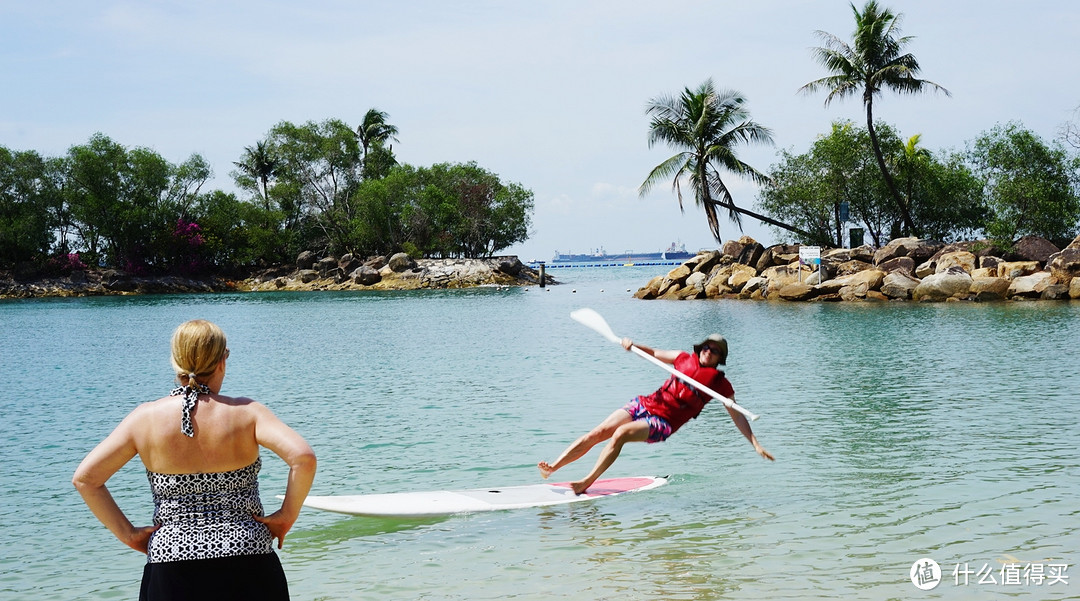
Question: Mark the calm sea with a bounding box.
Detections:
[1,266,1077,600]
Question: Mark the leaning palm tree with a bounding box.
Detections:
[640,79,804,245]
[800,0,950,237]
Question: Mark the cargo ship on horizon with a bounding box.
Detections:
[546,241,694,264]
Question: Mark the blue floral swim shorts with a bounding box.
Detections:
[623,397,673,443]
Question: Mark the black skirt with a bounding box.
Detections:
[139,552,289,601]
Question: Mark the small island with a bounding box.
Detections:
[0,252,544,299]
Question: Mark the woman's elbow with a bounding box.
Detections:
[72,468,100,493]
[292,449,317,474]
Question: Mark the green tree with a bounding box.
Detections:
[897,135,985,242]
[350,162,533,258]
[437,162,532,257]
[969,122,1080,245]
[351,166,412,255]
[758,121,895,246]
[269,119,364,255]
[0,146,58,268]
[801,0,950,237]
[65,133,210,272]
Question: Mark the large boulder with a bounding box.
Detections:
[317,256,338,277]
[834,259,874,277]
[633,275,665,299]
[778,282,816,301]
[350,265,381,285]
[690,251,723,275]
[739,276,768,299]
[848,245,877,264]
[880,272,920,300]
[978,255,1005,273]
[704,263,753,296]
[726,264,757,292]
[877,256,916,276]
[935,251,977,274]
[1007,271,1053,298]
[496,256,524,276]
[998,261,1041,280]
[835,269,886,290]
[721,236,765,268]
[969,277,1010,302]
[1041,284,1071,300]
[1047,248,1080,283]
[338,253,362,273]
[873,237,942,266]
[665,263,693,284]
[913,268,972,301]
[755,244,800,272]
[762,264,812,298]
[1071,278,1080,299]
[1006,236,1059,262]
[722,237,763,263]
[684,271,708,295]
[388,252,417,272]
[296,251,317,270]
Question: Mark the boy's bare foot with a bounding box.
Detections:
[538,461,555,479]
[571,480,591,495]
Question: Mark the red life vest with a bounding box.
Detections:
[639,352,732,433]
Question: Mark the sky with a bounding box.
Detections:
[2,1,1079,262]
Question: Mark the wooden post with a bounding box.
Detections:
[538,261,546,288]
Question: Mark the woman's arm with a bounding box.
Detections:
[252,403,317,549]
[621,337,681,364]
[72,408,159,552]
[725,398,774,461]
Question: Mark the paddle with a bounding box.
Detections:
[569,308,760,421]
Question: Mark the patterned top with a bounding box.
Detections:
[146,458,274,563]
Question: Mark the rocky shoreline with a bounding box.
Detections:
[0,252,545,299]
[634,234,1080,302]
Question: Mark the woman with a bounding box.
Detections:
[73,319,317,600]
[539,334,772,494]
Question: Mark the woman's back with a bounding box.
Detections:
[131,394,262,475]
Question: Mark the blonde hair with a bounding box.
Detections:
[170,320,228,386]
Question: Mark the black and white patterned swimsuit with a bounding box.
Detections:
[146,458,274,563]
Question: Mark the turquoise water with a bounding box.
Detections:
[2,267,1077,600]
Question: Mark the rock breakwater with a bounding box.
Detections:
[634,235,1080,302]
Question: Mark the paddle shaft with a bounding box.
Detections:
[628,345,759,422]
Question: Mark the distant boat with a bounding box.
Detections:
[549,241,693,264]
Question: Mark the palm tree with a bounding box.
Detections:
[640,79,805,245]
[233,140,279,213]
[356,109,400,162]
[800,0,950,237]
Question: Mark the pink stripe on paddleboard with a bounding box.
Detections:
[550,477,656,497]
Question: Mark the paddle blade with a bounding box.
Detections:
[570,308,620,343]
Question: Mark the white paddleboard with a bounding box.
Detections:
[296,476,667,517]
